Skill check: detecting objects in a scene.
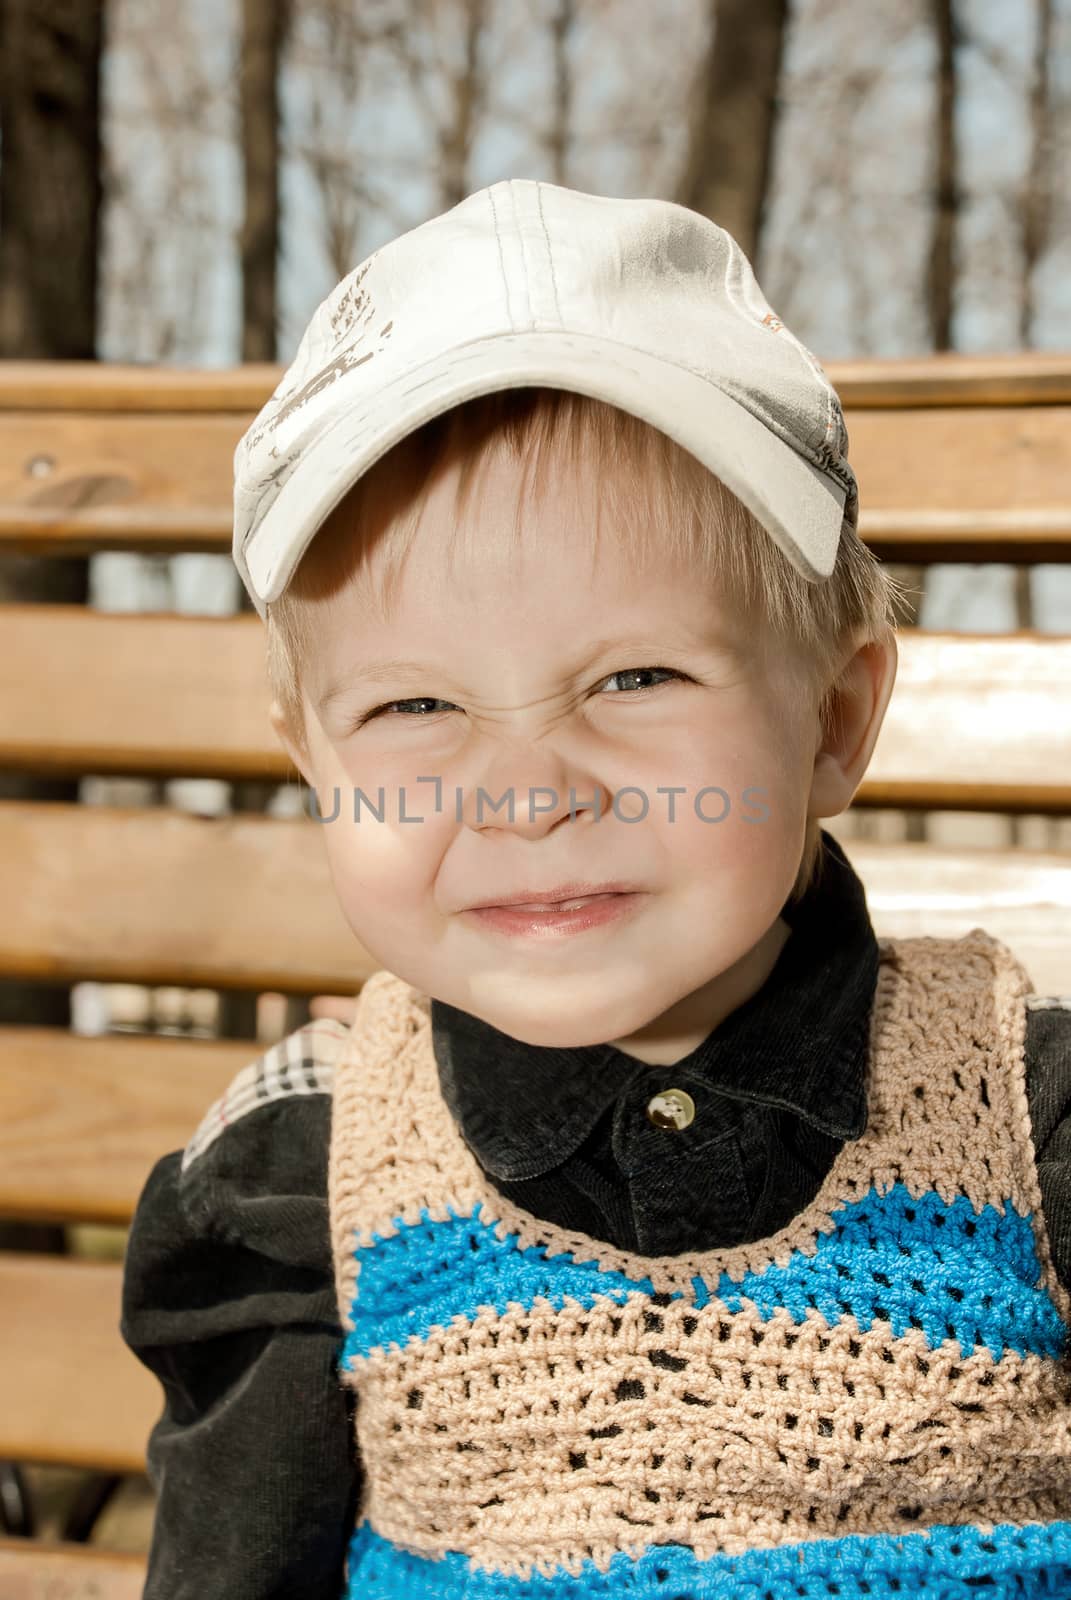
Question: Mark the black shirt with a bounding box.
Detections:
[120,828,1071,1599]
[432,830,875,1257]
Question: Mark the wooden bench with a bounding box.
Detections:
[0,1536,147,1600]
[0,353,1069,1588]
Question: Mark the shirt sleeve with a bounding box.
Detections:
[120,1026,360,1600]
[1024,997,1071,1300]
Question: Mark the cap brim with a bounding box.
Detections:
[239,329,847,619]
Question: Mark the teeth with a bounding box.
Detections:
[514,895,599,912]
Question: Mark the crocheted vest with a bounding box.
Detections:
[327,929,1071,1598]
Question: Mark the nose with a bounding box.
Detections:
[460,743,610,839]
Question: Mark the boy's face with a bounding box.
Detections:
[273,435,895,1063]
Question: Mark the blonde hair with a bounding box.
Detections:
[266,386,905,904]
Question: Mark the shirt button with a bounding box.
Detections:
[645,1087,696,1130]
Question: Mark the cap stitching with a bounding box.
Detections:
[534,181,563,327]
[507,179,536,331]
[487,184,514,333]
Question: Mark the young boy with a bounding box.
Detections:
[121,180,1071,1598]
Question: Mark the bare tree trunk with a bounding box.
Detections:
[239,0,287,364]
[0,0,101,1254]
[230,0,290,1040]
[1016,0,1039,640]
[1017,0,1052,834]
[0,0,100,612]
[439,0,487,209]
[235,0,286,627]
[913,0,960,833]
[928,0,957,351]
[1020,0,1053,348]
[675,0,787,263]
[548,0,576,186]
[0,0,100,1056]
[0,0,103,358]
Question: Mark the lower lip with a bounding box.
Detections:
[463,892,646,938]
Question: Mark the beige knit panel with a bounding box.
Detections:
[339,1295,1071,1573]
[329,928,1068,1326]
[329,967,479,1335]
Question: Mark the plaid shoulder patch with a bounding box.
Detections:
[181,1016,351,1175]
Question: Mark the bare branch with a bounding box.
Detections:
[927,0,958,350]
[548,0,577,185]
[1020,0,1054,346]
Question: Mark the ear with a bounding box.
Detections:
[268,697,316,790]
[808,632,899,820]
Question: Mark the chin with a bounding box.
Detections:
[484,996,647,1053]
[513,1024,615,1050]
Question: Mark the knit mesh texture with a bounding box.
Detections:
[327,932,1071,1594]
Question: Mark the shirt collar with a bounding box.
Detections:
[430,827,878,1183]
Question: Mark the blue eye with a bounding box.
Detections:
[600,667,686,695]
[355,667,687,728]
[356,696,455,726]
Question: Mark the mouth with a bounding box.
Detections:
[499,893,614,912]
[464,882,643,912]
[462,890,647,940]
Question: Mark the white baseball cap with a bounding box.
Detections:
[233,179,858,621]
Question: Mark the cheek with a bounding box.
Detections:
[320,810,425,904]
[642,700,809,861]
[313,778,454,936]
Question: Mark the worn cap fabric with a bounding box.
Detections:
[233,179,858,620]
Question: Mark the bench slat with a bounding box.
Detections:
[1,607,281,781]
[844,405,1071,519]
[834,837,1070,995]
[0,1539,146,1600]
[0,1256,159,1474]
[8,503,1071,564]
[0,800,373,992]
[857,506,1071,564]
[862,633,1071,811]
[1,353,1069,410]
[1,613,1070,806]
[0,412,247,548]
[1,404,1069,559]
[0,1031,257,1225]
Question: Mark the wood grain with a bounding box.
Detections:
[0,1030,258,1224]
[0,1539,146,1600]
[2,351,1069,410]
[0,1257,159,1473]
[0,800,374,992]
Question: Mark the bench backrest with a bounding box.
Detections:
[0,352,1068,1499]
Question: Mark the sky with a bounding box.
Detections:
[95,0,1070,367]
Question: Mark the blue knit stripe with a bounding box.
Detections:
[343,1181,1067,1368]
[344,1515,1071,1597]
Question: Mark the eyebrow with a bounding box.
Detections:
[316,659,446,715]
[315,630,741,716]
